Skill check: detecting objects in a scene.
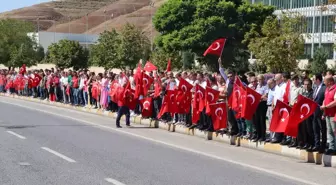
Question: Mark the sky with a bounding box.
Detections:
[0,0,51,13]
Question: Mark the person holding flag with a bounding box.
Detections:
[218,58,239,136]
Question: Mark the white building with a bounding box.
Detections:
[28,31,99,52]
[249,0,336,68]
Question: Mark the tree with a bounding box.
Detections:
[117,23,151,69]
[150,48,182,71]
[308,48,328,74]
[90,24,151,70]
[153,0,274,70]
[47,40,89,70]
[0,19,42,68]
[90,30,120,70]
[244,14,305,73]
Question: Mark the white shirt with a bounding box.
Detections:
[289,83,302,106]
[256,83,268,96]
[273,82,286,106]
[60,76,68,86]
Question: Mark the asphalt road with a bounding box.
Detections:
[0,96,336,185]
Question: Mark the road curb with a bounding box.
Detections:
[1,93,335,168]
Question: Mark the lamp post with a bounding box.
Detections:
[86,13,89,48]
[149,1,155,51]
[104,9,107,31]
[68,16,71,38]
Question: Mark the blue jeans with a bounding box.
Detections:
[72,88,79,105]
[38,87,45,99]
[83,91,88,105]
[0,85,4,93]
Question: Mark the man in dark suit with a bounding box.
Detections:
[311,73,326,152]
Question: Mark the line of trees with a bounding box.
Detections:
[1,0,332,73]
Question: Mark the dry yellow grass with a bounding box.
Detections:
[0,0,165,37]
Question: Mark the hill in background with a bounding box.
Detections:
[0,0,164,37]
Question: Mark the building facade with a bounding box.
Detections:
[28,31,99,53]
[249,0,336,68]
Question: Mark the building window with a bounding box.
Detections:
[292,0,315,8]
[314,15,335,33]
[302,44,334,59]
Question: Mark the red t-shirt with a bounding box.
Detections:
[72,77,79,88]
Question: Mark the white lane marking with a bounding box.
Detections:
[105,178,126,185]
[0,99,321,185]
[6,131,26,139]
[41,147,76,163]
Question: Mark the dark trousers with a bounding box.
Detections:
[254,101,267,139]
[228,109,238,134]
[313,109,327,149]
[298,118,314,146]
[116,106,130,126]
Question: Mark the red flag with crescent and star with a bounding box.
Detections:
[203,38,227,57]
[210,102,228,130]
[142,72,154,96]
[269,100,292,133]
[134,72,144,99]
[285,95,318,137]
[32,73,42,88]
[157,90,177,118]
[176,78,193,114]
[143,61,157,72]
[195,84,206,112]
[123,81,137,110]
[205,86,220,114]
[140,97,153,118]
[154,73,162,98]
[241,87,262,120]
[192,84,205,124]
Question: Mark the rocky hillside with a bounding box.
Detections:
[0,0,164,36]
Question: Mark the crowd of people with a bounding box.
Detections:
[0,60,336,156]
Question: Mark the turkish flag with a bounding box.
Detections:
[123,82,137,110]
[91,82,100,100]
[157,90,177,118]
[203,38,227,57]
[134,62,142,82]
[241,87,261,120]
[205,86,220,114]
[228,82,245,111]
[178,78,193,93]
[140,97,153,117]
[166,59,171,72]
[210,102,228,130]
[19,64,26,75]
[154,74,162,98]
[195,84,206,112]
[143,61,157,72]
[134,72,143,99]
[110,80,120,103]
[283,80,291,104]
[192,84,205,124]
[142,73,154,96]
[269,100,292,133]
[33,74,42,87]
[285,95,318,137]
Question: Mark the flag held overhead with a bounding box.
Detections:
[203,38,227,57]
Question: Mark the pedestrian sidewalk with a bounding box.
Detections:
[1,93,335,168]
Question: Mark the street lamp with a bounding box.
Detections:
[68,16,71,38]
[149,1,155,51]
[86,13,89,48]
[104,9,107,31]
